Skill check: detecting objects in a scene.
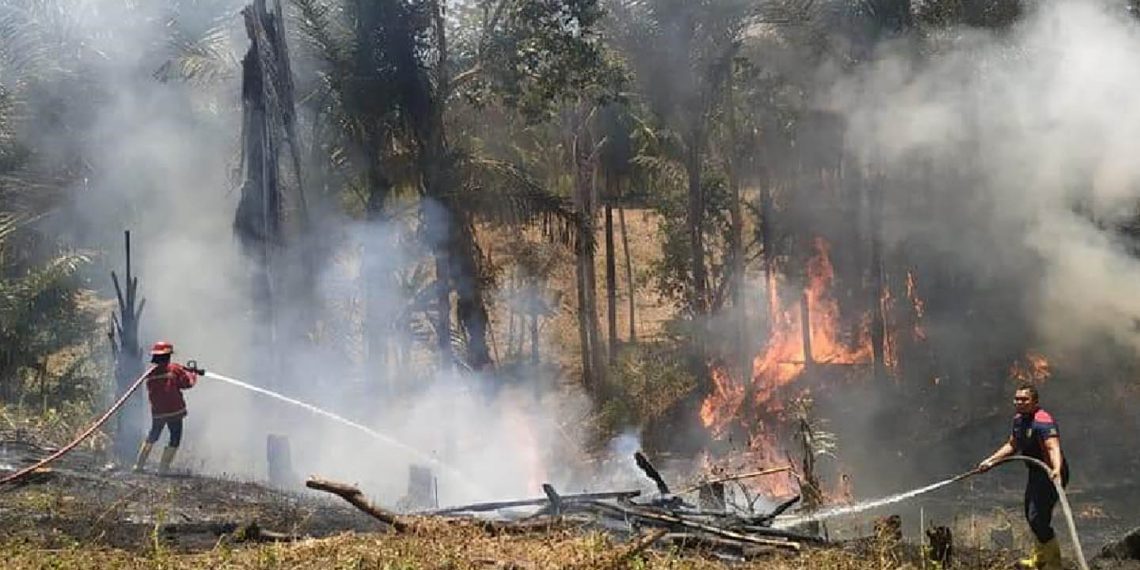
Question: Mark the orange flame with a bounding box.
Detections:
[905,271,927,341]
[1009,351,1050,384]
[702,238,871,461]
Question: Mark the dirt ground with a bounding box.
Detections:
[4,433,1139,569]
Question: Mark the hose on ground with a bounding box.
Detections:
[972,454,1088,570]
[0,365,155,486]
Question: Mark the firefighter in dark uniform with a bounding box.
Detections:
[133,341,201,474]
[978,383,1069,570]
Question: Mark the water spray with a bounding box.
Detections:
[202,371,484,499]
[773,456,1087,570]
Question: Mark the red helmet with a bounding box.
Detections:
[150,341,174,356]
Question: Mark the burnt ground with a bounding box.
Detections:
[0,436,380,553]
[4,432,1140,569]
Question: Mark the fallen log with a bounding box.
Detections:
[575,500,801,551]
[306,476,409,532]
[476,515,572,536]
[736,525,826,544]
[425,490,640,515]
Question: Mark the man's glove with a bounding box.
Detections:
[185,360,207,375]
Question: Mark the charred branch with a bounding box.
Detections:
[305,476,409,532]
[424,490,641,515]
[634,452,671,495]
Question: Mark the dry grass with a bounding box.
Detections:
[0,526,1014,570]
[0,509,1023,570]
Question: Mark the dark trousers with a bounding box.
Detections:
[146,417,183,448]
[1024,463,1069,543]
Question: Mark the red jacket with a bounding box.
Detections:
[145,363,197,419]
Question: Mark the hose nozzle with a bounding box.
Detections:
[184,360,207,375]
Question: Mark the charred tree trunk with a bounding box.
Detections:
[454,220,493,370]
[109,230,145,463]
[425,185,454,370]
[235,0,306,388]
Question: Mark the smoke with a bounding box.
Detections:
[831,0,1140,354]
[0,0,590,506]
[768,0,1140,496]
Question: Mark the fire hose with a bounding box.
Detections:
[962,455,1088,570]
[0,365,156,486]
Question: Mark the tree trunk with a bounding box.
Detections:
[363,153,393,392]
[869,173,887,384]
[686,134,707,316]
[605,194,618,362]
[575,244,594,389]
[618,203,636,344]
[530,312,539,365]
[585,165,606,387]
[726,71,749,388]
[454,220,493,370]
[571,107,605,393]
[572,116,596,392]
[110,230,144,463]
[800,288,814,369]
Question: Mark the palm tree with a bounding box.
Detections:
[0,2,92,401]
[293,0,605,376]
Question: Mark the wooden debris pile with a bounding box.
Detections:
[307,452,824,561]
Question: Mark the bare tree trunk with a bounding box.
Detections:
[618,202,636,344]
[363,154,393,393]
[572,115,596,392]
[530,312,539,365]
[687,135,707,316]
[759,172,776,317]
[726,71,749,388]
[586,165,607,386]
[506,272,518,359]
[575,245,594,389]
[869,174,886,383]
[605,181,618,361]
[800,288,814,370]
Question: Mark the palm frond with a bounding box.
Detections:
[454,154,584,251]
[0,212,28,244]
[155,22,239,85]
[290,0,351,74]
[0,251,90,328]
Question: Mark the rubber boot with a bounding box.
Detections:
[1038,538,1062,570]
[158,446,178,475]
[132,442,153,472]
[1016,540,1043,569]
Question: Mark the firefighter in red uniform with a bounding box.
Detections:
[133,341,201,474]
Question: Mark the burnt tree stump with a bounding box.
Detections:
[926,525,953,567]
